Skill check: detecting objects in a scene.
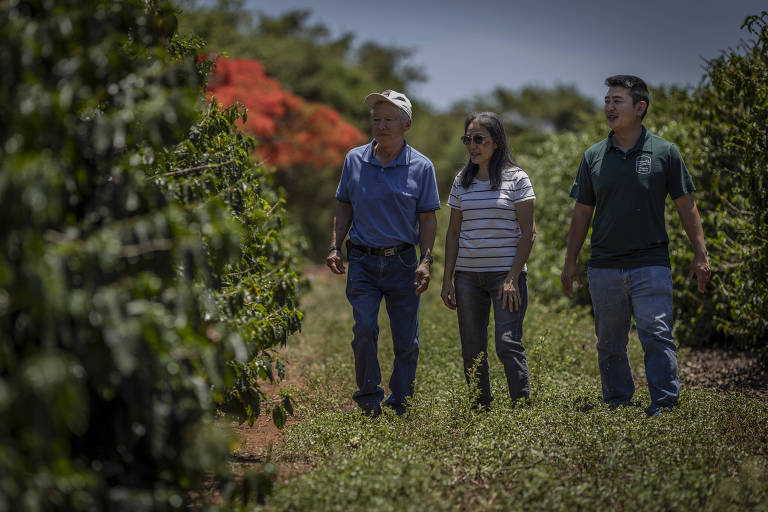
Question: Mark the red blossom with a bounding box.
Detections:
[206,57,365,169]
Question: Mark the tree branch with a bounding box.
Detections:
[153,159,235,178]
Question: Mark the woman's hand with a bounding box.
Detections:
[441,281,457,310]
[498,274,521,312]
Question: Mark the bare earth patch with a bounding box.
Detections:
[680,346,768,399]
[230,359,312,483]
[195,362,310,509]
[229,265,336,482]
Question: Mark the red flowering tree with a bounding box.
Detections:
[206,57,366,256]
[207,58,364,168]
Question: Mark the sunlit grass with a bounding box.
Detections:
[260,265,768,511]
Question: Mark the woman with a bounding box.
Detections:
[441,112,536,410]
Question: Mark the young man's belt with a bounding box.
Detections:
[346,240,412,257]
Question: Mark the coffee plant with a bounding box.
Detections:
[0,0,302,509]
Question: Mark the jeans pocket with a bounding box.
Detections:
[396,249,417,269]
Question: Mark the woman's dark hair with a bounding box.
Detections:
[459,111,517,189]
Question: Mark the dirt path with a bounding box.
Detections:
[229,264,333,480]
[230,369,310,480]
[231,359,301,457]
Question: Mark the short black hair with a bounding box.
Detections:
[605,75,650,118]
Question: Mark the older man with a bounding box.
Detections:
[326,90,439,417]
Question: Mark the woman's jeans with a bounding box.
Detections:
[346,246,420,414]
[454,271,530,407]
[587,266,678,414]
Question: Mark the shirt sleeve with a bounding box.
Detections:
[334,153,351,203]
[570,154,596,205]
[416,161,441,212]
[446,175,461,209]
[512,171,536,203]
[665,144,696,199]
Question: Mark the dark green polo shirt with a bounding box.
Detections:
[570,127,695,269]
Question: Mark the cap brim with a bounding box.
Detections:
[364,93,393,109]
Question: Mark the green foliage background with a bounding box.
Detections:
[1,0,301,509]
[175,1,596,258]
[673,12,768,359]
[176,0,440,258]
[178,2,768,360]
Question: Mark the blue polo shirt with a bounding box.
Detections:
[335,140,440,247]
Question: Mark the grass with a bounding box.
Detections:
[255,267,768,511]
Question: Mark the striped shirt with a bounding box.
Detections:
[447,167,536,272]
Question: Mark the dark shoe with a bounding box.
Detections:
[607,401,641,410]
[471,401,492,413]
[511,397,532,409]
[645,405,673,417]
[361,405,382,418]
[383,402,407,416]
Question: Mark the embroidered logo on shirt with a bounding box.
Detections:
[636,155,652,175]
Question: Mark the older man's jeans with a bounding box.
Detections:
[454,271,530,407]
[587,266,679,414]
[346,246,420,414]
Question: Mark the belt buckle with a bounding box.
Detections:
[384,247,395,257]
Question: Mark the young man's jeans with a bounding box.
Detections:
[587,266,679,414]
[454,271,530,407]
[346,246,420,414]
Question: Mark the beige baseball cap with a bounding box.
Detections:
[364,89,412,120]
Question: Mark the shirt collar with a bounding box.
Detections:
[606,126,652,155]
[363,139,411,167]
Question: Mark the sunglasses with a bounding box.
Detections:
[461,134,490,146]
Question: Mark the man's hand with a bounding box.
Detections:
[413,260,431,295]
[562,202,592,298]
[688,252,710,293]
[498,273,522,312]
[440,280,457,309]
[561,260,583,297]
[326,249,345,275]
[673,194,710,294]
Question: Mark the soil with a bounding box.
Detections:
[229,358,312,482]
[679,345,768,399]
[226,265,334,484]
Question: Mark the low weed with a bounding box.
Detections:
[260,271,768,511]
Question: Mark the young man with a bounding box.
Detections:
[326,90,439,417]
[561,75,710,416]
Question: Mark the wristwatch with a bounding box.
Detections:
[420,253,434,265]
[329,246,341,253]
